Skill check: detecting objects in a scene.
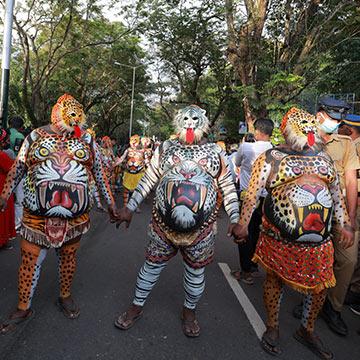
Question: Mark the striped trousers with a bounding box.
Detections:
[133,260,205,310]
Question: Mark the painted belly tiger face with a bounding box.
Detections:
[263,152,336,243]
[24,132,92,218]
[155,160,217,233]
[126,149,146,174]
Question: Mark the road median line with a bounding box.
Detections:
[218,262,266,339]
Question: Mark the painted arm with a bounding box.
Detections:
[217,153,240,223]
[91,140,114,206]
[239,152,272,228]
[329,173,354,248]
[127,146,162,212]
[0,136,30,201]
[114,149,128,167]
[329,174,351,228]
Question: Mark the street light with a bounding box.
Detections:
[114,61,145,138]
[0,0,15,127]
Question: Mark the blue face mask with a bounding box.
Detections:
[319,118,340,134]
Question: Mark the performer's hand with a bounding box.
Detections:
[0,196,7,212]
[108,203,118,222]
[228,223,248,244]
[340,225,355,249]
[115,207,133,229]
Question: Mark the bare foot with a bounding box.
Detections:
[181,307,200,337]
[114,304,143,330]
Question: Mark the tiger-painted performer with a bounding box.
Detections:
[141,136,153,168]
[100,135,115,180]
[114,105,241,337]
[234,108,354,359]
[117,134,147,208]
[0,94,117,334]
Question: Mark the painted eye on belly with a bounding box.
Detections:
[198,157,207,166]
[292,166,302,175]
[75,149,86,159]
[39,147,49,157]
[318,166,328,175]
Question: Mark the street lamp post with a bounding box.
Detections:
[0,0,15,128]
[114,61,145,138]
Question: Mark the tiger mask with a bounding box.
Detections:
[280,107,324,153]
[174,105,209,145]
[129,134,140,149]
[51,94,86,137]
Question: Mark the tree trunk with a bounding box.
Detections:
[225,0,269,125]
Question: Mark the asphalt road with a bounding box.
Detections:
[1,198,359,360]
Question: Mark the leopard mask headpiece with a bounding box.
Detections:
[129,134,141,149]
[174,105,209,145]
[280,107,323,152]
[51,94,86,137]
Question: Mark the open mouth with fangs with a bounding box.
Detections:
[166,181,207,213]
[37,181,88,218]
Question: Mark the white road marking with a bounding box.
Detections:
[218,262,266,339]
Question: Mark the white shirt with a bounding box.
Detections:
[235,141,273,196]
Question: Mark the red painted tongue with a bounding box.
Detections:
[307,131,315,147]
[50,190,73,208]
[303,213,324,232]
[186,128,195,144]
[73,125,81,138]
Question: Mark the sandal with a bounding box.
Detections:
[293,327,334,360]
[230,270,254,285]
[181,310,200,338]
[114,309,143,330]
[261,327,282,356]
[0,309,34,335]
[230,270,241,280]
[57,297,80,319]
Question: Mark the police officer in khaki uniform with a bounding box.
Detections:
[338,114,360,316]
[317,98,359,336]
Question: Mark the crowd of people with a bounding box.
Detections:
[0,94,359,359]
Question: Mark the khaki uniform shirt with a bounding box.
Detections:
[353,137,360,193]
[325,134,360,191]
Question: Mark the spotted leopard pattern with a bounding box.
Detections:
[51,94,86,134]
[240,147,349,242]
[280,107,323,153]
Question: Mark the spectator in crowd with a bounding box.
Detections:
[111,137,119,157]
[9,116,25,155]
[293,97,359,336]
[227,143,240,185]
[338,114,360,315]
[9,116,26,231]
[232,119,274,285]
[0,127,16,250]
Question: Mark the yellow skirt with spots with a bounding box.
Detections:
[122,171,145,191]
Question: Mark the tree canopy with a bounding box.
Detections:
[1,0,359,141]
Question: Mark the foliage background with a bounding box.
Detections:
[0,0,359,143]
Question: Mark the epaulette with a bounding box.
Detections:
[332,134,352,142]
